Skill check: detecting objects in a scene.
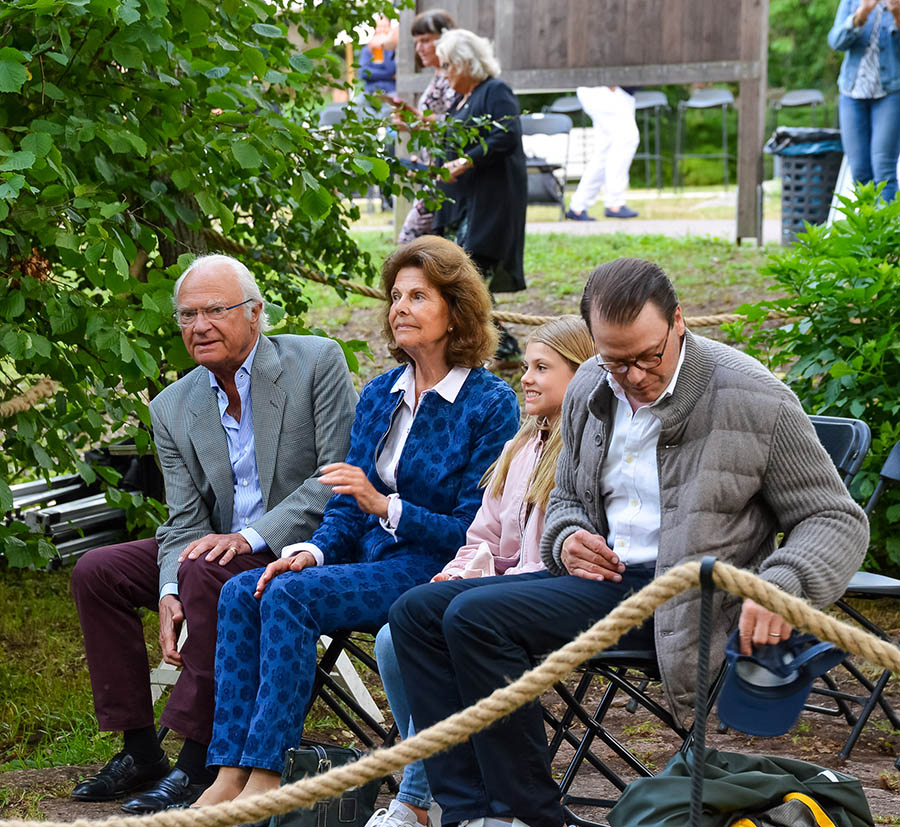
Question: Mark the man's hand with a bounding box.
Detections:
[179,532,252,565]
[254,551,317,598]
[319,463,390,518]
[159,594,185,667]
[561,530,625,581]
[737,598,793,656]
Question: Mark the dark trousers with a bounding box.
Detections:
[389,567,655,827]
[71,537,275,744]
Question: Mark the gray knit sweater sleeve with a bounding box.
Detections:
[757,398,869,606]
[540,363,600,575]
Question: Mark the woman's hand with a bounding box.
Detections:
[254,552,316,598]
[853,0,879,26]
[887,0,900,25]
[444,157,472,182]
[319,462,390,518]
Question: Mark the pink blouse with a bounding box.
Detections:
[439,434,547,579]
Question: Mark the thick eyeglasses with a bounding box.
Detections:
[173,299,253,328]
[595,323,672,375]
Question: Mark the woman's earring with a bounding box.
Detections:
[448,325,454,333]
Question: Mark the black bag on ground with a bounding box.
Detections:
[270,742,381,827]
[606,557,874,827]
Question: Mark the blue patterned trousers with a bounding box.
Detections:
[208,556,440,772]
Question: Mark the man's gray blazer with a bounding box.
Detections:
[148,334,358,592]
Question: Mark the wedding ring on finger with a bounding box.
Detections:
[227,546,237,555]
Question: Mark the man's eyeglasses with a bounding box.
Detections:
[173,299,253,328]
[595,323,673,375]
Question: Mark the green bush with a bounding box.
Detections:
[724,185,900,574]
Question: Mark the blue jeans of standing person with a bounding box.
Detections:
[389,567,655,827]
[207,556,440,773]
[374,624,432,810]
[839,91,900,201]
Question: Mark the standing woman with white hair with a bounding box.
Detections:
[434,28,528,360]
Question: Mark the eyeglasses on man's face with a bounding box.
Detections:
[594,322,673,375]
[173,299,253,328]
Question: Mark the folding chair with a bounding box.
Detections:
[807,416,900,765]
[520,112,573,218]
[543,629,727,823]
[306,628,398,752]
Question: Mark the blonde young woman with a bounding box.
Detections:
[367,316,594,827]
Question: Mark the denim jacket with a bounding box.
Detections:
[310,364,520,568]
[828,0,900,95]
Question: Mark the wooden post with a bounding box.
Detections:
[345,42,354,87]
[736,0,769,244]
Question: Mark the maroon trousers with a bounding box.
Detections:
[71,538,275,744]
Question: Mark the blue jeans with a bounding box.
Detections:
[374,624,432,809]
[839,92,900,201]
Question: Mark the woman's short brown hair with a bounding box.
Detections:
[381,236,498,368]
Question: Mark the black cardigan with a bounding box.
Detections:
[435,76,527,293]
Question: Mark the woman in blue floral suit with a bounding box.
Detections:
[194,236,521,807]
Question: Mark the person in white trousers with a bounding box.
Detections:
[566,85,640,220]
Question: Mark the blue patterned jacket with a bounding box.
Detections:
[311,365,520,568]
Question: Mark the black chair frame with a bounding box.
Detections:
[804,419,900,766]
[543,648,727,824]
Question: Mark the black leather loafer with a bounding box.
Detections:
[121,768,207,814]
[71,751,170,802]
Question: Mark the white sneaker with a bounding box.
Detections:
[365,800,426,827]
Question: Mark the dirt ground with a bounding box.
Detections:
[3,666,898,825]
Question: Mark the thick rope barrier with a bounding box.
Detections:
[2,561,898,827]
[0,378,57,418]
[201,229,789,329]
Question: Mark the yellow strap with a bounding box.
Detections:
[729,820,757,826]
[783,792,836,827]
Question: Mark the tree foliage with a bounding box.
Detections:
[768,0,842,92]
[724,185,900,574]
[0,0,462,566]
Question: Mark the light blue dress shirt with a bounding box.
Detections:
[160,336,267,597]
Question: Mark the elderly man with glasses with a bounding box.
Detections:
[70,254,357,813]
[389,257,869,827]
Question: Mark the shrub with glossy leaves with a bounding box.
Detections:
[724,184,900,573]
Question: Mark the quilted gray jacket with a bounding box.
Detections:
[540,331,869,724]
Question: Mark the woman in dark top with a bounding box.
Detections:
[433,29,528,356]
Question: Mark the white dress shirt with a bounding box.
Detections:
[282,364,470,563]
[599,339,686,565]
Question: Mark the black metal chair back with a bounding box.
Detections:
[809,414,871,485]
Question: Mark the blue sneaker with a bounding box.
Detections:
[604,205,639,218]
[565,209,596,222]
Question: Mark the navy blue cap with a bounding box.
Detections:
[716,630,846,737]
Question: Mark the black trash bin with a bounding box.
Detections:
[764,127,843,244]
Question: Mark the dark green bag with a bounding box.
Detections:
[606,748,873,827]
[607,558,874,827]
[270,742,382,827]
